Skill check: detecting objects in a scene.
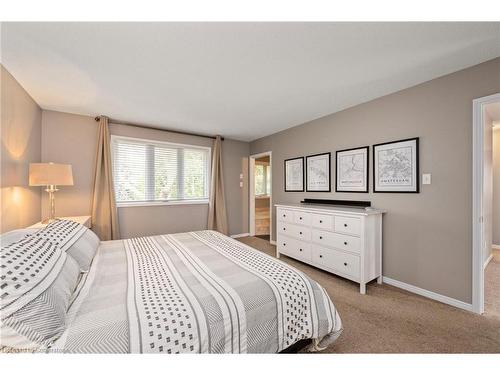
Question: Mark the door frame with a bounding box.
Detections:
[249,151,272,237]
[472,92,500,314]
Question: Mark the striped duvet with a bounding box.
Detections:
[52,230,342,353]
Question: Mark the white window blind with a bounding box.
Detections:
[112,136,210,205]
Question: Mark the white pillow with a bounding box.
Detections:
[1,232,80,350]
[32,221,100,272]
[0,229,37,247]
[0,220,98,350]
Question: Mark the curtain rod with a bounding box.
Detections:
[94,116,224,141]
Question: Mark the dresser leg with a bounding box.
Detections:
[276,251,280,259]
[360,283,366,294]
[377,276,383,284]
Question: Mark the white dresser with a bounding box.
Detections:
[276,204,385,294]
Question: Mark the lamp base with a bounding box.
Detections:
[44,185,59,225]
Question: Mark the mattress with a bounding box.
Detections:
[51,230,342,353]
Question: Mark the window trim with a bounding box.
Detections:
[110,135,211,207]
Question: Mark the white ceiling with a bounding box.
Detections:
[2,22,500,141]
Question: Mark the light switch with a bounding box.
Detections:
[422,173,431,185]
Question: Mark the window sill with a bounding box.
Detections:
[117,200,209,208]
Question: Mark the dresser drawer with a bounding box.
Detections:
[277,235,312,262]
[312,245,360,279]
[295,225,311,241]
[277,208,294,223]
[311,213,333,230]
[334,216,361,236]
[311,229,361,254]
[279,222,311,241]
[293,211,311,226]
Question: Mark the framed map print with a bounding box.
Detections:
[284,157,304,192]
[335,146,369,193]
[373,137,419,193]
[306,152,331,192]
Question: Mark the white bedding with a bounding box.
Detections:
[52,230,343,353]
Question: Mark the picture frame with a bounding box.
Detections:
[335,146,369,193]
[284,157,304,192]
[373,137,419,193]
[306,152,331,192]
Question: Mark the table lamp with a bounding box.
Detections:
[29,162,74,223]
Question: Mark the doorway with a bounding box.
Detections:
[472,93,500,315]
[249,152,272,241]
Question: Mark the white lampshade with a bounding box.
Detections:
[29,163,74,186]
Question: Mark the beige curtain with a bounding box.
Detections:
[90,116,120,240]
[208,135,228,235]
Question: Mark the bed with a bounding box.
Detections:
[0,220,342,353]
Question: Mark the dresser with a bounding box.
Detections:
[276,204,385,294]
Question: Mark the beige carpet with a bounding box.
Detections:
[485,249,500,319]
[237,236,500,353]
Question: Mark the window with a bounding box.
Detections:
[112,136,210,206]
[255,163,271,196]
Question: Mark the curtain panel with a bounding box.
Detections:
[207,135,228,235]
[91,116,120,240]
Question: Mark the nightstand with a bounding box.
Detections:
[28,215,92,229]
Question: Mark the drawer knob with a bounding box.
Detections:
[319,220,323,223]
[344,262,347,266]
[283,243,286,246]
[283,228,286,231]
[283,214,286,218]
[344,223,348,227]
[299,248,302,252]
[299,231,303,235]
[344,241,348,245]
[319,236,323,239]
[319,255,323,258]
[299,217,303,220]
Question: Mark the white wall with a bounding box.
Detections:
[483,110,493,263]
[493,126,500,246]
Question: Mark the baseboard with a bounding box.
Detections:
[230,233,250,239]
[382,276,473,312]
[493,244,500,250]
[484,253,494,269]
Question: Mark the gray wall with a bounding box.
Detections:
[1,65,42,233]
[494,127,500,246]
[250,57,500,304]
[41,111,97,219]
[41,110,249,238]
